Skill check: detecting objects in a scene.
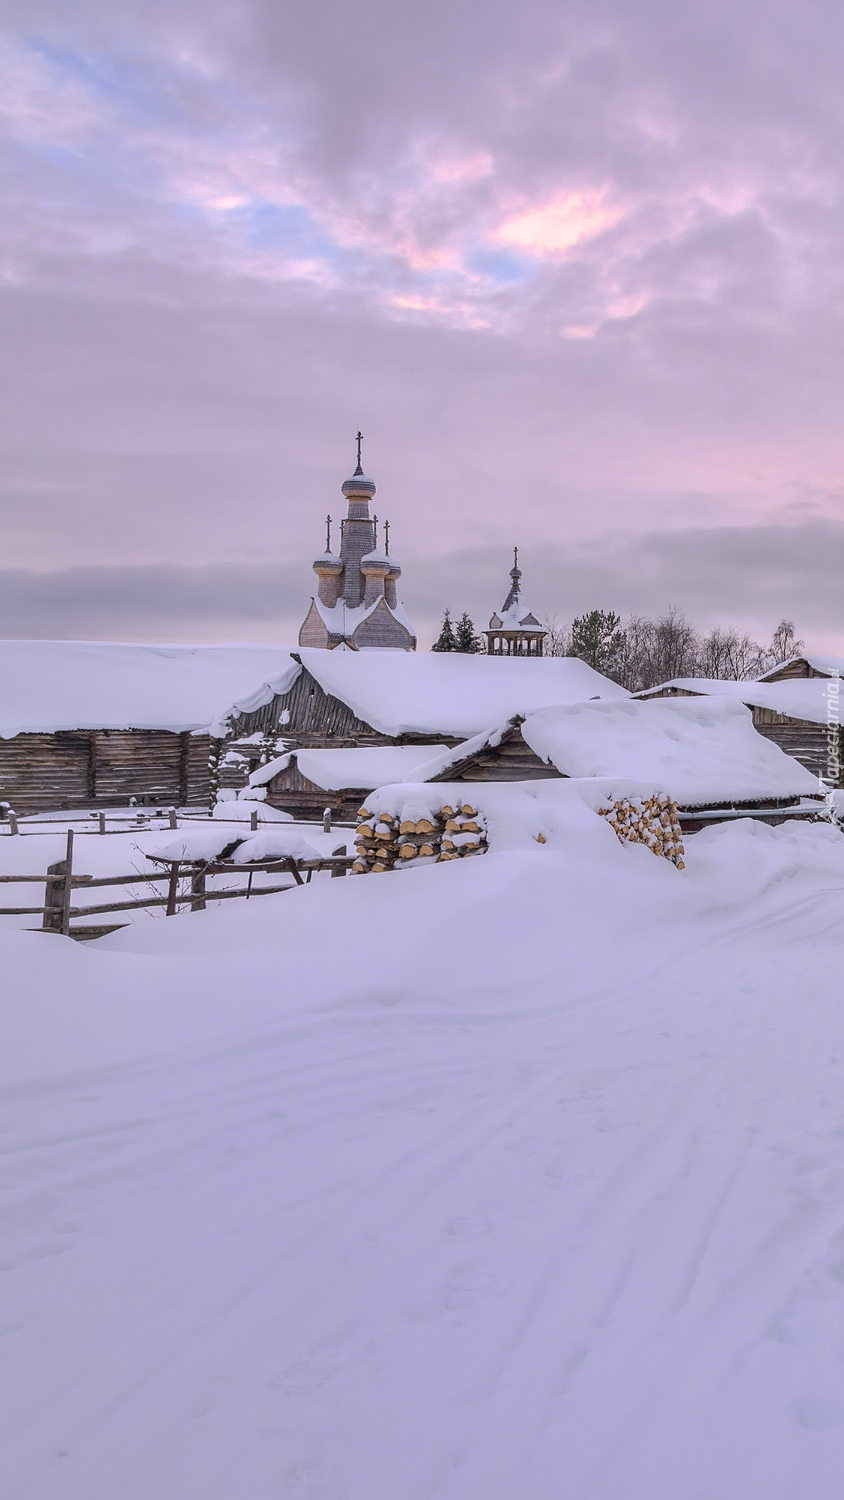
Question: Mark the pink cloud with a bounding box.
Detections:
[495,190,625,256]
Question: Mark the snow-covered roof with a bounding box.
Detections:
[0,640,299,739]
[635,676,841,727]
[520,697,820,805]
[756,654,844,681]
[309,595,414,637]
[250,743,449,792]
[295,647,629,737]
[489,600,545,633]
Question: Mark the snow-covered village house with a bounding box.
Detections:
[0,641,298,815]
[413,697,824,830]
[635,654,844,787]
[297,439,416,652]
[219,647,629,809]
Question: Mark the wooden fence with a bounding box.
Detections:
[0,828,354,940]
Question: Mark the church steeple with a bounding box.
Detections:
[298,437,416,651]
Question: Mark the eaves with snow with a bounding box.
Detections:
[0,640,299,740]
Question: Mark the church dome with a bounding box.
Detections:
[313,551,343,574]
[360,550,390,575]
[341,467,376,499]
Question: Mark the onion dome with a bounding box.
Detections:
[313,550,343,575]
[360,549,391,576]
[341,463,376,499]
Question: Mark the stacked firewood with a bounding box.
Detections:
[438,802,487,861]
[352,796,489,873]
[597,793,685,869]
[352,811,402,873]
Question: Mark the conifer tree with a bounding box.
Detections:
[455,612,484,653]
[432,607,458,651]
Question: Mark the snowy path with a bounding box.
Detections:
[3,832,844,1498]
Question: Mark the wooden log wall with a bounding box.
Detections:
[0,730,211,815]
[230,667,461,751]
[429,726,561,782]
[751,711,842,786]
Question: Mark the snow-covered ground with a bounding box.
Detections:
[3,810,844,1498]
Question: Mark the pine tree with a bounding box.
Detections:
[432,607,458,652]
[569,609,626,681]
[455,612,484,653]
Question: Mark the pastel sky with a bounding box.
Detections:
[2,0,844,650]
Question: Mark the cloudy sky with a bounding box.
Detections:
[2,0,843,650]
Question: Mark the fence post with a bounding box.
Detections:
[190,867,207,912]
[331,842,347,876]
[169,808,178,829]
[42,829,74,934]
[42,861,66,932]
[323,807,332,833]
[165,861,181,916]
[61,828,74,935]
[8,811,18,836]
[98,811,106,836]
[250,808,258,832]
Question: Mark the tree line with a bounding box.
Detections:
[549,610,803,692]
[431,603,803,689]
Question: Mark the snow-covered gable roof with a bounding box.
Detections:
[635,676,841,727]
[756,654,844,681]
[250,743,449,793]
[0,640,300,739]
[296,647,629,737]
[520,697,820,806]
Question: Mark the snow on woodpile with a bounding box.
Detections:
[296,646,629,737]
[354,778,686,873]
[521,696,821,805]
[248,744,448,794]
[352,790,488,872]
[0,640,299,739]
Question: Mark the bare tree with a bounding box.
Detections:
[697,626,764,680]
[543,616,572,658]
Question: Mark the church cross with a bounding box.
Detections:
[325,514,332,551]
[356,429,363,468]
[384,519,390,555]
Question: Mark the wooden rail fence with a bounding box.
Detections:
[0,828,354,939]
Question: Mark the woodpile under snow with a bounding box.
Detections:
[352,795,489,873]
[597,792,685,868]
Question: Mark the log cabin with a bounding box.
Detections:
[411,697,825,830]
[244,744,450,822]
[222,646,630,760]
[0,640,298,815]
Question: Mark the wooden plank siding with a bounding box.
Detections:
[261,759,367,822]
[761,659,834,682]
[427,725,562,783]
[230,666,461,750]
[0,730,211,815]
[750,710,842,786]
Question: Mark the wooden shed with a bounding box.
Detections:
[414,698,824,830]
[0,640,298,816]
[244,744,450,822]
